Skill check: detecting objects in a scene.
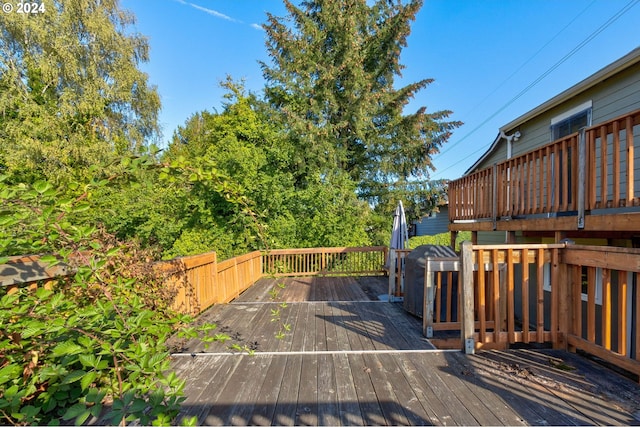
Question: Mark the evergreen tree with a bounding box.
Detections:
[260,0,461,197]
[0,0,160,183]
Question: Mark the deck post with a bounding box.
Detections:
[577,128,586,228]
[423,257,434,338]
[460,241,475,354]
[556,243,570,350]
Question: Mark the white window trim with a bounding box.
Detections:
[581,267,602,305]
[543,263,602,305]
[550,100,593,125]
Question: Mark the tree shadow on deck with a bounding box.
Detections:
[178,400,432,426]
[314,300,435,351]
[441,349,640,425]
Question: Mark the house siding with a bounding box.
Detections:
[476,231,508,245]
[473,61,640,173]
[415,206,449,236]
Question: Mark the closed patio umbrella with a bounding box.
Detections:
[390,200,409,251]
[388,201,408,301]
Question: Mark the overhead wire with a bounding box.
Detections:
[456,0,598,123]
[430,0,640,179]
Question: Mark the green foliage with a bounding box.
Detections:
[0,0,160,184]
[0,167,238,425]
[164,81,373,255]
[261,0,462,200]
[268,282,291,340]
[408,231,472,252]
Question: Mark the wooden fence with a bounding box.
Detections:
[562,245,640,377]
[448,108,640,225]
[425,241,640,379]
[261,246,387,277]
[161,251,263,315]
[2,246,388,317]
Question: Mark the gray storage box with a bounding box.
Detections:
[403,245,457,318]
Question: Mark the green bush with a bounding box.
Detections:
[0,170,225,425]
[408,231,471,252]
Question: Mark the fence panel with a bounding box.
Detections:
[427,244,563,351]
[561,245,640,378]
[261,247,387,277]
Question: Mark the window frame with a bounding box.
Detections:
[543,263,602,305]
[550,100,593,140]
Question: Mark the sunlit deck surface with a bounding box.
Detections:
[170,276,640,426]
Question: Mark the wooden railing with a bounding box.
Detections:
[161,251,263,315]
[261,246,388,277]
[2,246,387,317]
[388,249,410,298]
[562,245,640,377]
[449,109,640,225]
[426,241,640,378]
[424,244,562,348]
[0,254,71,292]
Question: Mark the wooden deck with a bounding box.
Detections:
[170,276,640,426]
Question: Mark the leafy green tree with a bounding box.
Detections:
[0,0,160,183]
[165,80,373,254]
[164,80,289,257]
[368,178,449,223]
[408,230,471,251]
[270,171,371,248]
[261,0,462,198]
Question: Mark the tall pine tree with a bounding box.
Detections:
[261,0,461,200]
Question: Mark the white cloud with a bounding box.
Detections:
[250,23,263,31]
[188,3,238,22]
[174,0,239,23]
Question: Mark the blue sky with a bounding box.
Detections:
[121,0,640,180]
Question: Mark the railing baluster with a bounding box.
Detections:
[578,129,586,228]
[588,128,597,210]
[618,272,628,356]
[613,120,621,206]
[626,116,635,206]
[600,124,608,208]
[477,249,486,344]
[602,268,612,350]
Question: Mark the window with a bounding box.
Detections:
[550,101,592,140]
[549,101,592,206]
[579,266,602,305]
[543,264,602,305]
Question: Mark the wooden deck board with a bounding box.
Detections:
[295,354,319,425]
[247,353,288,425]
[317,353,341,426]
[172,276,640,426]
[272,355,302,426]
[332,352,365,426]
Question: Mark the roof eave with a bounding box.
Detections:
[463,46,640,177]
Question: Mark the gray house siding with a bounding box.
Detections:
[414,206,449,236]
[473,60,640,173]
[475,143,507,169]
[476,231,507,244]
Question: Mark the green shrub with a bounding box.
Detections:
[408,231,471,252]
[0,170,225,425]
